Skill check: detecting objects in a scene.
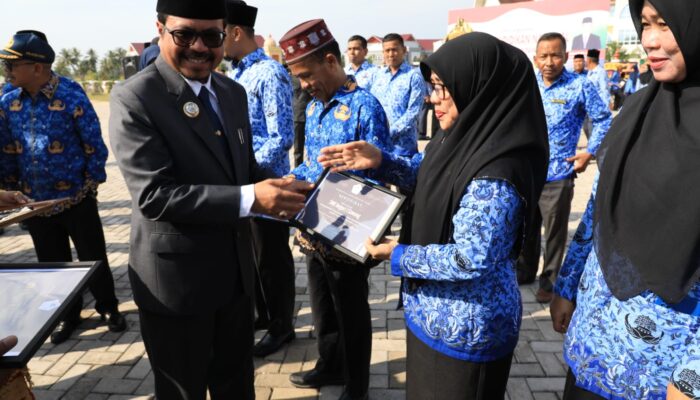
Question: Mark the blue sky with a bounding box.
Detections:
[2,1,475,57]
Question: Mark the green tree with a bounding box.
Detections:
[77,48,99,80]
[606,40,631,62]
[98,48,127,80]
[54,47,82,77]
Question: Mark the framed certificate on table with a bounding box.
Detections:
[292,170,405,263]
[0,262,100,368]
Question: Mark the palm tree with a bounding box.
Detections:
[98,48,127,81]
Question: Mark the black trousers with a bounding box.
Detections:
[517,178,574,291]
[406,330,513,400]
[25,196,118,321]
[293,119,305,168]
[139,291,254,400]
[250,218,295,335]
[563,369,605,400]
[307,253,371,397]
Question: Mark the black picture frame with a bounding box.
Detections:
[291,169,405,263]
[0,261,100,368]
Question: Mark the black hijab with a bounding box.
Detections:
[403,32,549,249]
[595,0,700,304]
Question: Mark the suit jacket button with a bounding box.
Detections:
[214,130,222,136]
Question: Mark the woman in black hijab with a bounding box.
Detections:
[319,32,548,399]
[548,0,700,398]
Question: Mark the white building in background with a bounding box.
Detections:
[364,34,440,67]
[609,0,643,56]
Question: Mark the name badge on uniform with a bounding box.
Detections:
[551,99,567,105]
[183,102,200,118]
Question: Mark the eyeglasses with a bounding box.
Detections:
[430,82,449,100]
[2,60,36,71]
[163,26,226,49]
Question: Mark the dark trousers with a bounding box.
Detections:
[251,218,295,335]
[307,253,371,397]
[563,369,605,399]
[406,330,513,400]
[517,178,574,291]
[582,117,592,141]
[138,292,254,400]
[25,196,118,321]
[293,119,306,168]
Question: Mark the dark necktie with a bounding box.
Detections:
[197,87,235,173]
[197,88,225,133]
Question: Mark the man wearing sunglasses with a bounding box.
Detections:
[0,30,127,344]
[108,0,313,399]
[223,0,297,358]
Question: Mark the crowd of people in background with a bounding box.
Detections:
[1,0,699,399]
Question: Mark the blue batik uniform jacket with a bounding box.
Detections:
[291,76,392,183]
[344,60,377,91]
[371,150,525,362]
[554,174,700,399]
[0,74,107,214]
[586,65,611,107]
[229,48,294,177]
[370,62,427,157]
[537,69,611,182]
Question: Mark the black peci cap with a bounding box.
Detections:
[225,0,258,27]
[156,0,226,20]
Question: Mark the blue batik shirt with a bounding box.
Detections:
[1,82,15,97]
[0,74,107,211]
[291,76,392,183]
[371,151,524,361]
[587,65,611,107]
[344,60,377,91]
[370,62,427,157]
[554,174,700,399]
[229,48,294,177]
[537,69,611,182]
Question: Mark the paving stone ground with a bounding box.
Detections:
[0,102,596,400]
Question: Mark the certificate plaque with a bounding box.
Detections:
[0,262,99,368]
[293,170,405,263]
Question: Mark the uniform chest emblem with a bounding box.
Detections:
[48,140,64,154]
[3,140,23,154]
[9,99,22,112]
[73,106,84,119]
[551,99,567,105]
[48,99,65,111]
[334,104,351,122]
[307,102,316,117]
[55,181,72,191]
[625,314,664,345]
[183,102,200,118]
[672,368,700,398]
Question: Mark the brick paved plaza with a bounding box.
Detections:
[0,101,596,400]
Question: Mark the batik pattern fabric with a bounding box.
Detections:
[555,175,700,399]
[229,48,294,177]
[587,65,611,106]
[388,174,524,362]
[554,173,598,302]
[537,69,612,182]
[0,74,107,214]
[344,60,377,90]
[290,76,392,183]
[370,62,427,157]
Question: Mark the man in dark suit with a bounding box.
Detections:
[108,1,312,398]
[571,17,602,51]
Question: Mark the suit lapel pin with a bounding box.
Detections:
[183,102,200,118]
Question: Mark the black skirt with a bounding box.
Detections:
[406,329,513,400]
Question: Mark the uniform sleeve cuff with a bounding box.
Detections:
[391,244,407,277]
